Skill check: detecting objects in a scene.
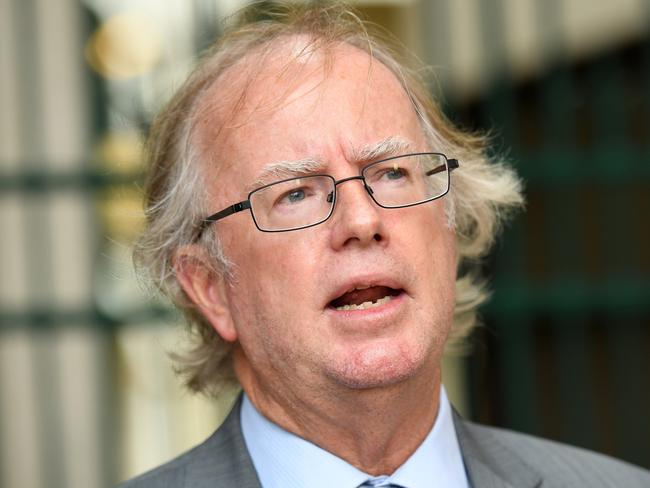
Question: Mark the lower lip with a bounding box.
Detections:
[324,290,406,319]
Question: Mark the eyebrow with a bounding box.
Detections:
[246,136,416,192]
[352,136,415,163]
[247,158,325,192]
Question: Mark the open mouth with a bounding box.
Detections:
[328,285,402,311]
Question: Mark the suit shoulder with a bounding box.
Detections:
[117,396,259,488]
[117,425,241,488]
[117,441,198,488]
[465,421,650,487]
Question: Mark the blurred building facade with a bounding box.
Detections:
[0,0,648,487]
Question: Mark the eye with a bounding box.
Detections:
[275,185,313,207]
[384,166,406,180]
[364,162,412,185]
[376,163,409,182]
[285,188,306,203]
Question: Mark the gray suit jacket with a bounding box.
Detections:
[120,397,650,487]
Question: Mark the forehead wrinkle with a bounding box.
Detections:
[246,158,325,192]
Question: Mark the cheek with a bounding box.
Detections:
[225,237,325,366]
[410,203,457,299]
[410,201,455,253]
[226,230,323,312]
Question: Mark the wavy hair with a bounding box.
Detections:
[133,1,524,396]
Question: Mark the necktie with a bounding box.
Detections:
[357,475,405,487]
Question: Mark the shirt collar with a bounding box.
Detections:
[240,386,469,488]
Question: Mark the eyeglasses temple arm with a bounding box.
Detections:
[195,200,251,241]
[425,158,459,176]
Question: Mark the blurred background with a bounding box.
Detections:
[0,0,649,486]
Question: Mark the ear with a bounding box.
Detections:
[173,245,238,342]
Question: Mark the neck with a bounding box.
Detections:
[235,349,442,475]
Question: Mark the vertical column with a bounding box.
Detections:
[0,0,47,486]
[34,0,103,486]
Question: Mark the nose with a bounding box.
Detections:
[329,176,386,250]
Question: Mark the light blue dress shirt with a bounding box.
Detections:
[241,386,470,488]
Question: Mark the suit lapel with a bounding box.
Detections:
[452,411,542,488]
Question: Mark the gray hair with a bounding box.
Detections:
[133,1,523,396]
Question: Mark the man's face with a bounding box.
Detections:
[199,42,457,399]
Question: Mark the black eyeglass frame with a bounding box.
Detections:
[195,152,459,238]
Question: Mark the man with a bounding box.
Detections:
[126,2,650,487]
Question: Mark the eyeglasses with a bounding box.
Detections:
[196,152,459,237]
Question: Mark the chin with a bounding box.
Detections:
[327,341,430,390]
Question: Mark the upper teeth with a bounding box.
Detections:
[335,294,392,311]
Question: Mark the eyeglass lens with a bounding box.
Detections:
[249,153,449,231]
